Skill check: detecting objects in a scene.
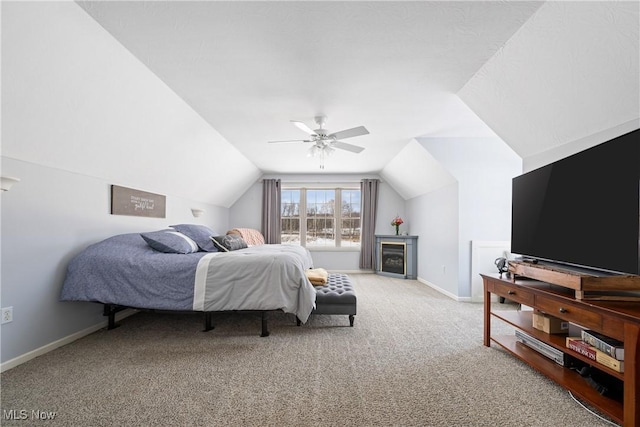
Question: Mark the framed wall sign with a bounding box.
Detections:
[111,185,166,218]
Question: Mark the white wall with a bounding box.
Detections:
[374,181,407,237]
[413,137,521,299]
[406,183,459,297]
[0,2,234,366]
[227,181,263,231]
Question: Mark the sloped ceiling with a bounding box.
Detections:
[2,1,261,208]
[381,139,457,200]
[76,1,543,176]
[4,1,637,205]
[459,1,640,160]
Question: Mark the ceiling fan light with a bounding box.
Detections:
[307,145,319,157]
[325,146,335,156]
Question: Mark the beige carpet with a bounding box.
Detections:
[1,274,617,426]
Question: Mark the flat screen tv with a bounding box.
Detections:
[511,128,640,276]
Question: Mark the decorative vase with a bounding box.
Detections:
[395,224,399,235]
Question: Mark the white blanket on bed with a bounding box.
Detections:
[193,244,316,323]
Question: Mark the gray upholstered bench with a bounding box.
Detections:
[300,273,357,326]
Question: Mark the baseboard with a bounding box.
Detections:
[327,270,374,274]
[0,309,138,373]
[416,277,471,302]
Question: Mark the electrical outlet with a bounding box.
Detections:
[1,307,13,324]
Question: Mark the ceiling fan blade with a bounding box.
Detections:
[333,141,365,153]
[267,139,312,144]
[328,126,369,140]
[291,120,317,135]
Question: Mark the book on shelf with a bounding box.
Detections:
[566,337,624,373]
[566,337,596,360]
[580,330,624,360]
[595,350,624,373]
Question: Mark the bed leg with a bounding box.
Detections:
[260,311,270,337]
[103,304,121,330]
[349,315,355,327]
[296,317,301,326]
[203,312,215,332]
[108,312,117,330]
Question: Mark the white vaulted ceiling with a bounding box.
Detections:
[76,1,543,174]
[459,1,640,161]
[4,1,638,206]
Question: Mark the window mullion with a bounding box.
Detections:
[335,189,342,247]
[300,188,307,247]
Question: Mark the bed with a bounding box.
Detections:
[60,227,316,336]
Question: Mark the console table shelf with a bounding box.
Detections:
[482,274,640,426]
[490,333,624,422]
[494,309,625,381]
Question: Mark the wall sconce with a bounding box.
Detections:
[191,208,205,218]
[1,176,20,192]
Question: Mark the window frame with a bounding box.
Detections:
[281,184,361,251]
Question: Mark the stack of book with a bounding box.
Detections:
[565,330,624,373]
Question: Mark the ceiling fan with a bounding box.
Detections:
[268,116,369,168]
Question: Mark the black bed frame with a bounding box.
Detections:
[103,303,272,337]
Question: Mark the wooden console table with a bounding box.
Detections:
[482,273,640,426]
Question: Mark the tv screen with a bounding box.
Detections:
[511,128,640,275]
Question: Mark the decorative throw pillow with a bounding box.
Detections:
[169,224,218,252]
[141,230,199,254]
[212,234,248,251]
[210,236,230,252]
[227,228,265,246]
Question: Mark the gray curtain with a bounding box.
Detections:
[262,179,281,244]
[359,179,379,269]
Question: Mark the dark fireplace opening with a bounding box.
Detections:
[380,242,406,275]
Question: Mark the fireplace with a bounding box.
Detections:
[380,242,406,275]
[375,235,418,279]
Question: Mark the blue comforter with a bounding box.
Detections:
[61,233,316,321]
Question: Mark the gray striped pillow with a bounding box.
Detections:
[141,230,199,254]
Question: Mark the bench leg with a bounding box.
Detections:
[349,315,355,327]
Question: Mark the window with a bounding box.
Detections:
[281,187,361,248]
[281,189,301,244]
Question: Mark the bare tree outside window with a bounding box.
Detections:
[306,189,335,247]
[281,189,300,244]
[341,189,361,247]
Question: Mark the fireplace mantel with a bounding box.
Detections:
[374,235,418,279]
